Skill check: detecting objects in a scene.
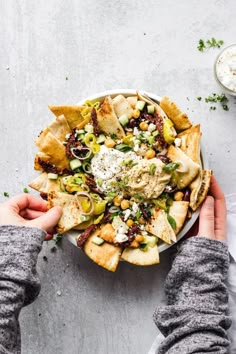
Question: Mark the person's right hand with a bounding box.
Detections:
[198,175,226,241]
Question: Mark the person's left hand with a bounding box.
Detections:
[0,194,62,240]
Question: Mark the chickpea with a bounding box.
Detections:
[120,199,130,210]
[126,219,134,227]
[139,121,149,131]
[113,195,122,206]
[138,216,146,225]
[174,191,184,201]
[130,240,139,248]
[145,149,155,159]
[135,234,144,243]
[105,138,116,148]
[132,109,140,119]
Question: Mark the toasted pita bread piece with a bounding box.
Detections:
[160,96,192,131]
[169,201,189,235]
[28,172,48,192]
[35,115,71,146]
[112,94,133,118]
[121,245,159,266]
[36,132,70,170]
[47,192,83,233]
[83,230,122,272]
[177,125,202,165]
[29,173,62,194]
[146,209,176,244]
[48,105,86,129]
[96,96,125,138]
[190,170,212,211]
[167,145,200,189]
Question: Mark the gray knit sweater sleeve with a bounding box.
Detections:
[153,236,232,354]
[0,225,45,354]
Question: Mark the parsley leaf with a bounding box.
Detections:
[3,192,9,197]
[163,162,179,173]
[197,38,224,51]
[149,163,156,176]
[23,187,29,193]
[167,214,177,229]
[54,233,63,245]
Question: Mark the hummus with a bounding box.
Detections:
[123,158,171,199]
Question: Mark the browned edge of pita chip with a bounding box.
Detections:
[146,209,176,244]
[48,105,87,129]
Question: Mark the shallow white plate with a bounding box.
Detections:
[65,89,208,253]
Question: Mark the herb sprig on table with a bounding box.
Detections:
[197,38,224,52]
[197,93,229,111]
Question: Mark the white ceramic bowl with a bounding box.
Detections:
[65,89,208,253]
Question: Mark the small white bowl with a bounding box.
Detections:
[214,44,236,97]
[65,89,208,254]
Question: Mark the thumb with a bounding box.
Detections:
[29,206,62,233]
[198,196,215,239]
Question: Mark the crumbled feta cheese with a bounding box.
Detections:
[84,123,94,133]
[65,133,71,140]
[123,209,131,221]
[174,138,182,147]
[148,123,156,132]
[165,185,172,192]
[115,233,129,243]
[133,127,140,136]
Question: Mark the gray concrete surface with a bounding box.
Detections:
[0,1,236,353]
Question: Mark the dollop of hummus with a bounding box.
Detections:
[121,158,171,199]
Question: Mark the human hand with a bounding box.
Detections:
[198,175,226,241]
[0,194,62,240]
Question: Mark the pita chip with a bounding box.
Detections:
[28,172,48,192]
[48,105,86,129]
[168,201,189,235]
[83,230,122,272]
[146,209,176,244]
[121,245,159,266]
[177,125,202,165]
[160,96,192,131]
[47,192,83,233]
[96,96,125,138]
[36,132,69,170]
[167,145,200,189]
[35,115,71,146]
[112,94,133,118]
[190,170,212,211]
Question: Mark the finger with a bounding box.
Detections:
[19,208,45,220]
[44,233,54,241]
[28,206,62,233]
[209,176,226,241]
[198,196,215,239]
[6,194,48,213]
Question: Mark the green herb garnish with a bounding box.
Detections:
[54,233,63,245]
[110,133,117,140]
[115,144,133,152]
[197,96,202,101]
[205,93,227,103]
[197,38,224,51]
[133,193,144,202]
[149,163,156,176]
[163,162,179,173]
[167,214,177,230]
[122,159,138,167]
[23,188,29,193]
[135,209,142,219]
[3,192,9,197]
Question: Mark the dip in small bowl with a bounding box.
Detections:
[214,44,236,96]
